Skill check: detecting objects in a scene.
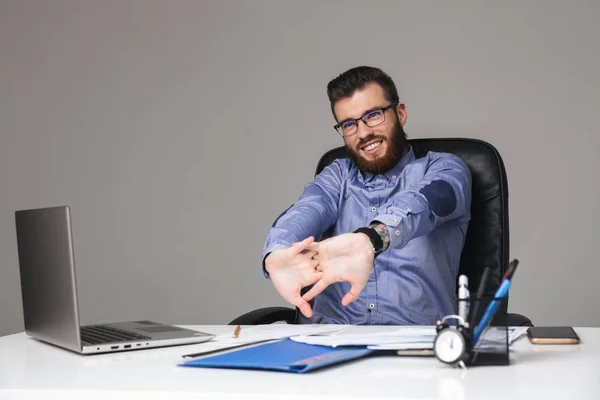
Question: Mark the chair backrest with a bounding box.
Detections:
[314,138,510,296]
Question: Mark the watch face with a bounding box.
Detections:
[434,329,465,364]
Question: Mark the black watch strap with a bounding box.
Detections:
[353,227,385,256]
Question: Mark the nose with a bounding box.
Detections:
[355,119,374,140]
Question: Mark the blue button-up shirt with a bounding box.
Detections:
[262,146,472,325]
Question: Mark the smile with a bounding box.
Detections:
[361,141,383,153]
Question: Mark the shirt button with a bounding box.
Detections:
[369,303,375,309]
[395,230,401,236]
[392,175,397,179]
[371,207,376,212]
[392,218,397,223]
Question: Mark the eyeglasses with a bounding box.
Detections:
[333,103,398,137]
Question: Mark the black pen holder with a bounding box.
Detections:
[459,295,510,366]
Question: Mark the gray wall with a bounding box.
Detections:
[1,0,599,337]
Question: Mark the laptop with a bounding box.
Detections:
[14,205,216,354]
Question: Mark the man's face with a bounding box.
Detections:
[333,83,408,174]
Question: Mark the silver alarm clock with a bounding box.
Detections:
[433,315,471,368]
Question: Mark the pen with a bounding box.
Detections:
[502,259,518,281]
[232,325,241,338]
[472,260,519,344]
[468,266,492,326]
[458,275,470,323]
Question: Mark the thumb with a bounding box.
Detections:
[297,302,313,319]
[287,292,313,318]
[341,284,363,306]
[301,279,329,303]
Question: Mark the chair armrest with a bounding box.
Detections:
[507,313,533,327]
[228,306,296,325]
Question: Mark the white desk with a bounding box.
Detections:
[1,325,599,400]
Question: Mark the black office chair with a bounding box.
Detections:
[231,138,532,327]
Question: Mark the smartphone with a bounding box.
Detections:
[527,326,580,344]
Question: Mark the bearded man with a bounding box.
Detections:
[261,66,472,325]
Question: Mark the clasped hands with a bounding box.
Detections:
[264,233,375,318]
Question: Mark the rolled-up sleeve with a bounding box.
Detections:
[371,153,472,250]
[261,160,345,277]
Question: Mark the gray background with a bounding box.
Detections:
[1,0,599,337]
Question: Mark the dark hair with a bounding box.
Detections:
[327,66,399,120]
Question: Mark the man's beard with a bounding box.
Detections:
[346,120,408,174]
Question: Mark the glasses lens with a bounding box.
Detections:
[340,121,357,136]
[363,110,385,127]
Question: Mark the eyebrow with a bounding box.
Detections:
[339,105,387,124]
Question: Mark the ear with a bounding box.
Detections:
[395,102,407,126]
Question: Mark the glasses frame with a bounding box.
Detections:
[333,102,399,137]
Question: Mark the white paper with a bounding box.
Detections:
[290,325,437,348]
[289,325,528,350]
[213,323,348,345]
[368,342,434,350]
[508,326,529,343]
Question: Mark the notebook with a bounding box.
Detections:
[179,338,374,373]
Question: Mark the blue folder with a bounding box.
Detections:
[179,338,374,373]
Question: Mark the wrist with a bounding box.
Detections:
[264,253,277,275]
[369,221,390,252]
[353,227,384,257]
[353,231,374,252]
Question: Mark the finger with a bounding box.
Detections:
[290,237,315,255]
[292,241,308,248]
[315,260,325,271]
[286,292,313,318]
[341,283,365,306]
[299,264,322,286]
[298,258,320,270]
[294,236,314,246]
[298,302,313,318]
[310,252,325,262]
[305,269,323,285]
[302,279,329,302]
[297,250,318,260]
[305,242,321,252]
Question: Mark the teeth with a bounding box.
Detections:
[365,142,381,151]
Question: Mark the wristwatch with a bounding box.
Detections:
[353,227,385,257]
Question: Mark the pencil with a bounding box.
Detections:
[232,325,241,338]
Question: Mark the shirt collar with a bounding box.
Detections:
[361,145,415,183]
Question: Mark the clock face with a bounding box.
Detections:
[434,329,465,364]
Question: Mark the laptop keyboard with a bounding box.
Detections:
[80,325,152,345]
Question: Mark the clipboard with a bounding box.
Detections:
[179,338,374,373]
